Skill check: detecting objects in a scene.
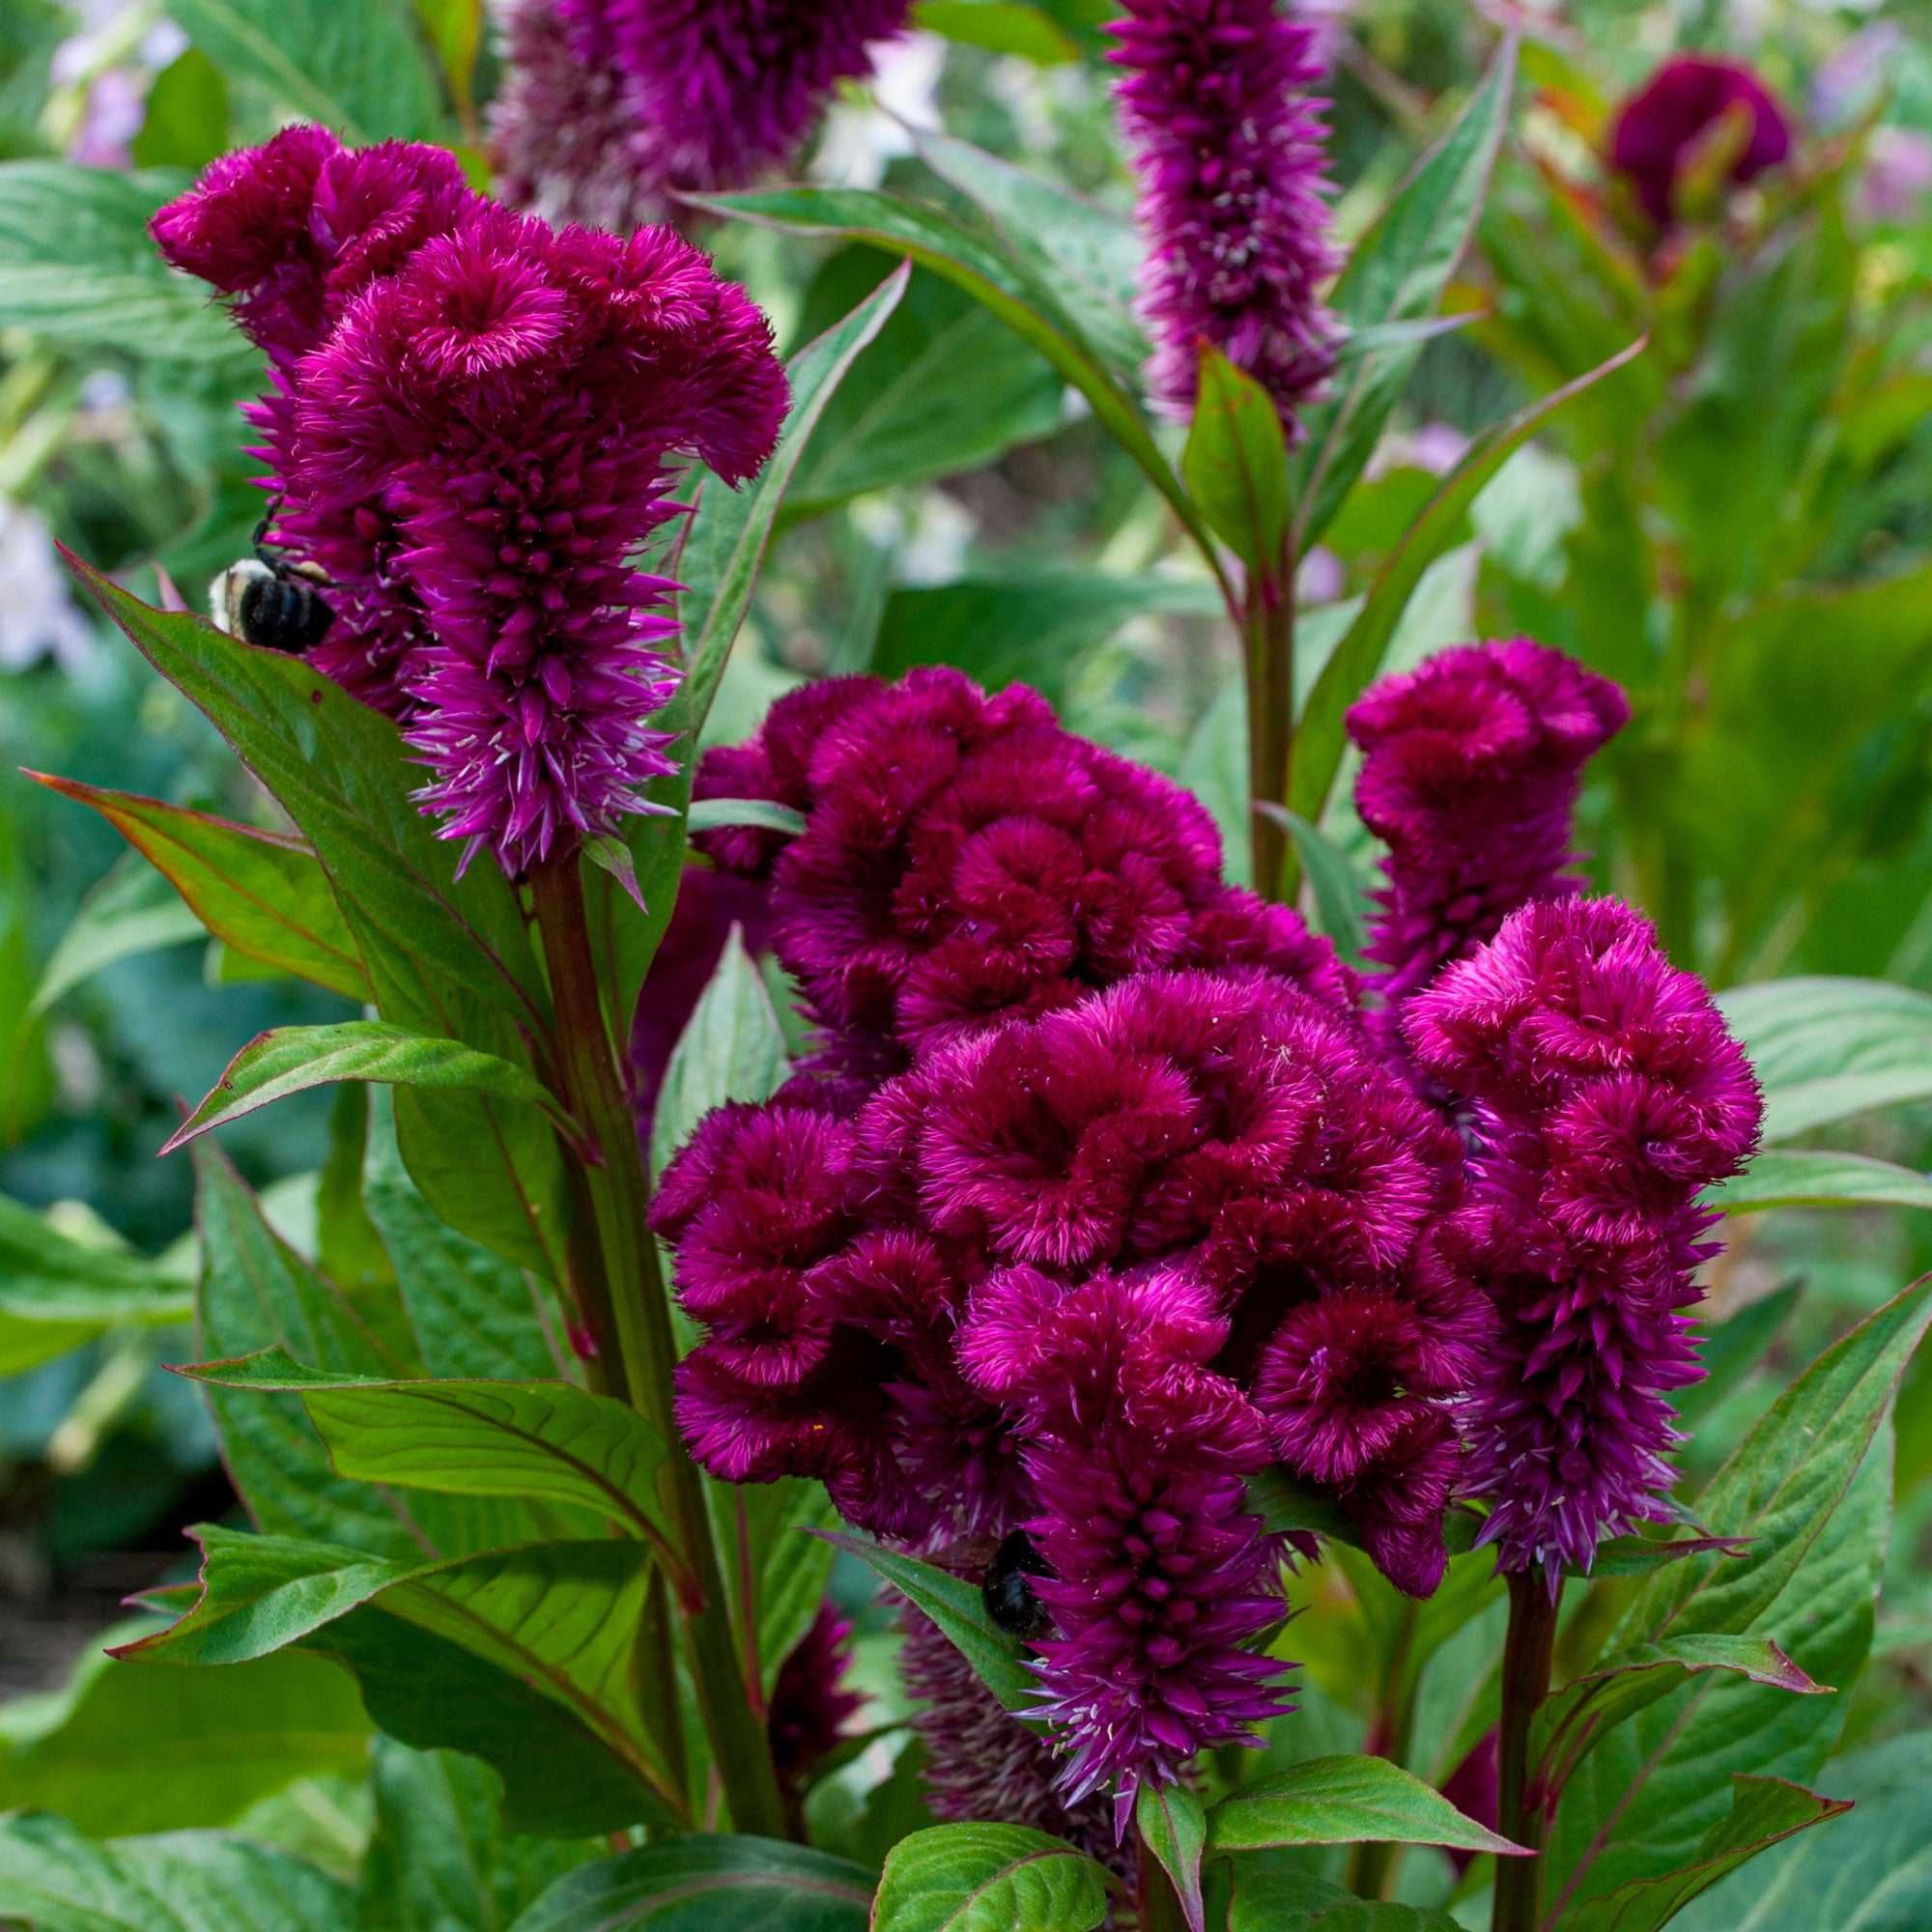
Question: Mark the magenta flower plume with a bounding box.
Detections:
[1406,897,1762,1589]
[767,1602,864,1796]
[1608,54,1793,231]
[1348,640,1630,1044]
[1110,0,1339,428]
[495,0,913,230]
[960,1265,1291,1833]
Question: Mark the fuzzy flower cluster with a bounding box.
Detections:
[1110,0,1339,428]
[1608,53,1793,233]
[1347,640,1631,1040]
[153,128,788,875]
[1407,897,1762,1586]
[494,0,913,231]
[655,668,1492,1822]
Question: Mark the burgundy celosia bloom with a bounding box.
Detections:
[1348,640,1630,1044]
[1608,54,1794,231]
[1110,0,1339,428]
[767,1601,864,1796]
[495,0,913,231]
[1406,896,1762,1589]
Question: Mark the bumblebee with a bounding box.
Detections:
[982,1529,1054,1641]
[211,512,335,654]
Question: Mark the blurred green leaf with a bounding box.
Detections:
[873,1824,1108,1932]
[28,851,204,1017]
[1204,1851,1465,1930]
[33,770,371,1002]
[1206,1755,1524,1856]
[1707,1150,1932,1213]
[650,925,790,1178]
[508,1836,873,1932]
[169,0,452,142]
[129,47,229,169]
[1184,346,1290,580]
[1256,806,1369,959]
[1139,1783,1208,1932]
[0,1812,358,1931]
[1676,1282,1802,1430]
[914,1,1080,62]
[412,0,481,115]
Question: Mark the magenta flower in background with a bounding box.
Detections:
[1607,54,1794,231]
[1110,0,1339,428]
[493,0,914,231]
[1347,639,1630,1051]
[766,1601,864,1798]
[1406,896,1762,1588]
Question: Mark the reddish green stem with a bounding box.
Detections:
[1493,1570,1559,1932]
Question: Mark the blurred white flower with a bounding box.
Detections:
[0,503,95,673]
[45,1,185,169]
[810,31,944,188]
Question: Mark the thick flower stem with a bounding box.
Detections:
[530,850,787,1843]
[1136,1828,1189,1932]
[1243,550,1295,905]
[1492,1572,1559,1932]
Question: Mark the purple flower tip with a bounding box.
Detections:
[1608,54,1794,231]
[767,1601,864,1792]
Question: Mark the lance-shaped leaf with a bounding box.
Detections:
[1183,345,1290,582]
[165,1021,578,1155]
[1245,1464,1366,1548]
[687,185,1225,587]
[1254,806,1369,959]
[1531,1636,1826,1804]
[1138,1783,1208,1932]
[180,1348,672,1554]
[683,797,810,838]
[817,1531,1041,1724]
[1205,1755,1527,1857]
[1204,1853,1467,1931]
[1557,1776,1851,1932]
[1290,40,1517,554]
[873,1825,1110,1932]
[1705,1148,1932,1213]
[1289,336,1647,827]
[28,853,208,1015]
[508,1836,874,1932]
[29,771,369,1001]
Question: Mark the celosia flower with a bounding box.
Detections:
[1109,0,1338,427]
[1406,896,1762,1588]
[1347,640,1629,1041]
[767,1601,864,1796]
[290,206,787,871]
[494,0,913,231]
[1607,54,1793,232]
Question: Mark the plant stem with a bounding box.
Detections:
[1242,548,1295,904]
[529,850,787,1843]
[1135,1827,1189,1932]
[1492,1571,1559,1932]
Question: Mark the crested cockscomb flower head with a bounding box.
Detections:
[1608,54,1794,231]
[766,1602,864,1793]
[1348,640,1630,1037]
[1110,0,1339,428]
[288,207,787,871]
[1406,896,1761,1588]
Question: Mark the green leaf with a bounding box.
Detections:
[71,564,566,1280]
[182,1350,670,1548]
[1706,1148,1932,1213]
[362,1086,567,1381]
[692,186,1222,582]
[0,162,255,363]
[1139,1783,1208,1932]
[0,1626,370,1834]
[412,0,482,114]
[782,250,1065,518]
[29,850,206,1016]
[872,1825,1109,1932]
[1204,1853,1466,1931]
[166,1020,575,1154]
[1256,807,1370,959]
[738,1478,840,1701]
[1716,976,1932,1142]
[1205,1754,1526,1857]
[1558,1776,1851,1932]
[817,1531,1041,1722]
[507,1836,873,1932]
[169,0,452,142]
[683,797,810,837]
[1675,1282,1802,1430]
[316,1082,414,1365]
[650,925,790,1177]
[872,572,1223,704]
[1289,336,1646,826]
[129,46,230,169]
[910,130,1147,373]
[1532,1636,1826,1802]
[1290,41,1516,554]
[1245,1464,1367,1549]
[0,1192,192,1376]
[1668,1734,1927,1932]
[914,1,1081,63]
[361,1733,602,1932]
[32,772,371,1001]
[1184,345,1291,579]
[0,1813,357,1932]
